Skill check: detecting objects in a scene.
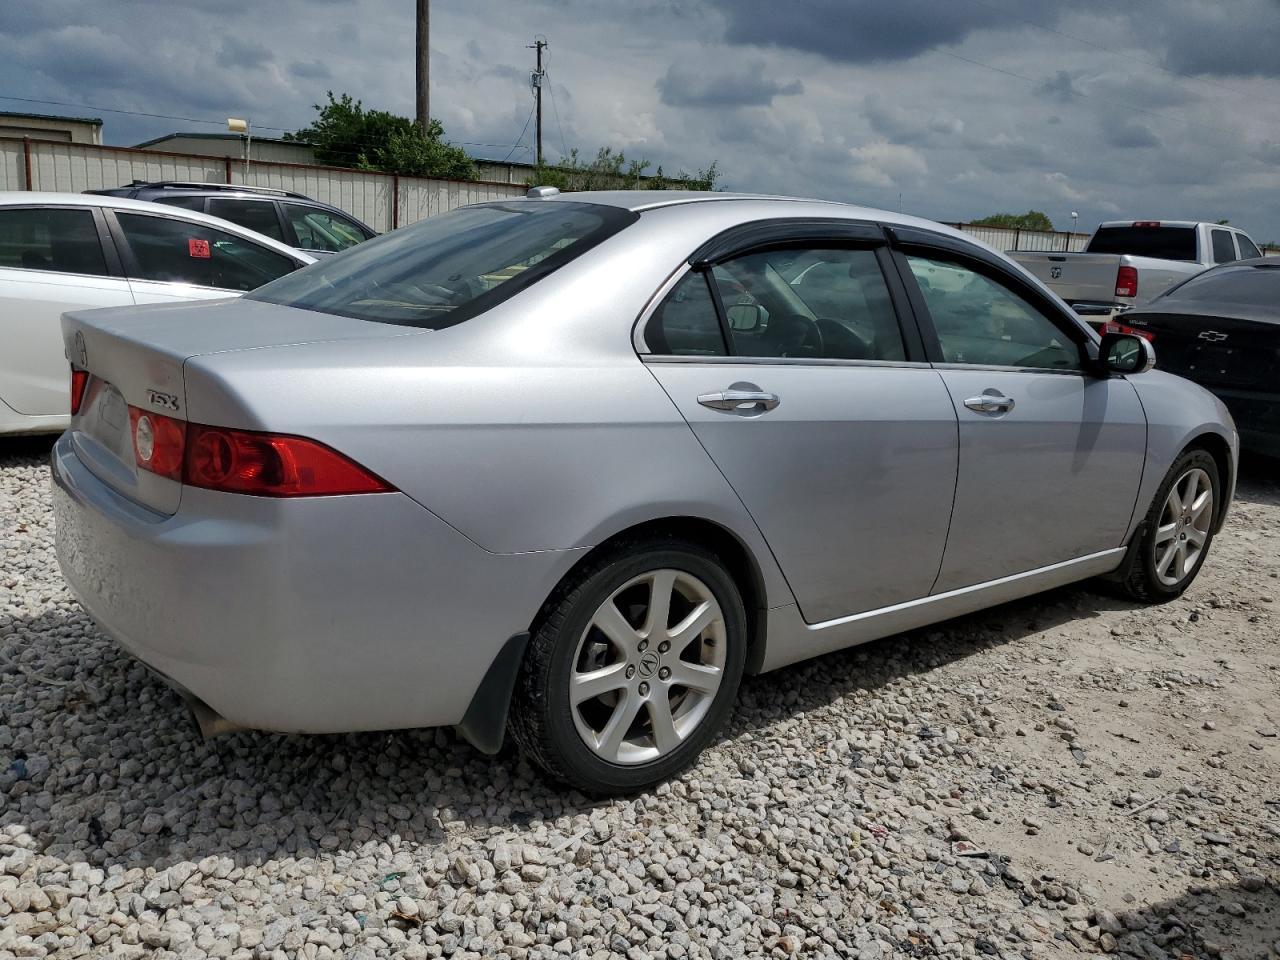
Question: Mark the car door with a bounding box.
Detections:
[0,204,133,417]
[281,202,372,255]
[641,224,959,623]
[891,229,1147,592]
[105,209,303,304]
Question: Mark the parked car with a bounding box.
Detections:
[1117,257,1280,458]
[86,181,376,257]
[1011,220,1262,321]
[0,192,314,436]
[52,189,1237,794]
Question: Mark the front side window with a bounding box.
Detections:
[709,247,906,361]
[0,207,108,276]
[250,201,636,329]
[115,212,298,291]
[1211,229,1236,264]
[283,203,369,252]
[207,199,285,242]
[906,254,1080,371]
[644,271,726,356]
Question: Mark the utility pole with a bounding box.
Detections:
[530,37,547,166]
[416,0,430,132]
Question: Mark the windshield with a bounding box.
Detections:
[248,201,636,328]
[1161,263,1280,307]
[1086,226,1197,261]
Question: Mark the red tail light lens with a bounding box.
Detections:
[70,368,89,415]
[1103,320,1155,342]
[184,424,392,497]
[127,410,392,497]
[128,407,185,481]
[1115,265,1139,298]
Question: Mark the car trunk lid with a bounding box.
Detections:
[62,298,420,515]
[1128,307,1280,391]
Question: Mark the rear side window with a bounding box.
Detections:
[1086,226,1197,261]
[644,272,726,356]
[1237,235,1262,259]
[1210,229,1236,264]
[115,212,298,291]
[250,201,637,328]
[207,199,285,242]
[153,196,208,212]
[283,203,369,252]
[0,207,108,276]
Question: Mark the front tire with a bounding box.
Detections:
[509,538,747,795]
[1115,449,1220,602]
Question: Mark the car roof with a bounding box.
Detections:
[494,190,975,237]
[0,191,316,263]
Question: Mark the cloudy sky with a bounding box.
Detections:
[5,0,1280,239]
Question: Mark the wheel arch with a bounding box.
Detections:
[1182,430,1234,533]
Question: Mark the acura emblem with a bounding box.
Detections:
[1198,330,1228,342]
[1049,266,1062,279]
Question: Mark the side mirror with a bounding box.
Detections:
[1099,331,1156,375]
[726,302,763,331]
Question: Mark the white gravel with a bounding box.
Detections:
[1,437,1278,960]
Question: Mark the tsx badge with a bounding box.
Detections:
[146,389,180,411]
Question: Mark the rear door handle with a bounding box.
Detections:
[697,389,780,412]
[963,392,1015,414]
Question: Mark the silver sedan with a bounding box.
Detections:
[52,189,1237,793]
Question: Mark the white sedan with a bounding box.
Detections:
[0,192,313,435]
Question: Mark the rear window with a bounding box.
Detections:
[249,201,637,328]
[1161,264,1280,307]
[1086,226,1197,261]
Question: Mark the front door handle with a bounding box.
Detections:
[698,389,780,412]
[963,392,1016,414]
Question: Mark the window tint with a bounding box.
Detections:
[1211,229,1236,265]
[1086,226,1197,261]
[644,272,725,356]
[207,199,285,242]
[1237,235,1262,260]
[283,203,368,252]
[116,213,298,291]
[153,196,208,212]
[249,201,636,329]
[1163,264,1280,306]
[906,254,1080,370]
[709,247,905,361]
[0,207,107,276]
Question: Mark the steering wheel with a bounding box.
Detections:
[768,312,825,358]
[816,319,874,360]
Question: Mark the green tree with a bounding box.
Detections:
[287,92,476,180]
[973,210,1055,231]
[527,147,718,192]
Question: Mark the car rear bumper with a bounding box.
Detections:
[51,433,577,734]
[1207,388,1280,458]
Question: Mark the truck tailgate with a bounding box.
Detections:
[1009,252,1121,307]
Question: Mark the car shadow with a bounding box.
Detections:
[0,443,1274,877]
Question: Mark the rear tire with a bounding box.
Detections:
[509,537,746,795]
[1114,449,1220,602]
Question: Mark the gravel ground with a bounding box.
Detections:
[1,437,1278,960]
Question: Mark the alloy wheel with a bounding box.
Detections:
[569,568,727,765]
[1153,466,1213,588]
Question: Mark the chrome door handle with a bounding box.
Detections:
[963,392,1015,414]
[697,389,780,412]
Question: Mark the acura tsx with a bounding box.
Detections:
[52,189,1237,793]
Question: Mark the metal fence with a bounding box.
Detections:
[0,137,526,232]
[944,222,1091,253]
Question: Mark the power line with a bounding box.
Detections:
[503,100,537,163]
[956,0,1280,111]
[0,95,292,132]
[544,71,570,159]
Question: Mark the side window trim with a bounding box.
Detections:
[888,232,1093,368]
[695,264,734,355]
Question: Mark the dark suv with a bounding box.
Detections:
[86,182,377,256]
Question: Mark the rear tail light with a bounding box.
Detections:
[70,368,89,415]
[1115,265,1139,299]
[128,408,392,496]
[1103,320,1155,342]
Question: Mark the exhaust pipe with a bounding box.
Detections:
[184,693,247,738]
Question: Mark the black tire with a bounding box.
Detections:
[1113,448,1220,602]
[509,537,747,795]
